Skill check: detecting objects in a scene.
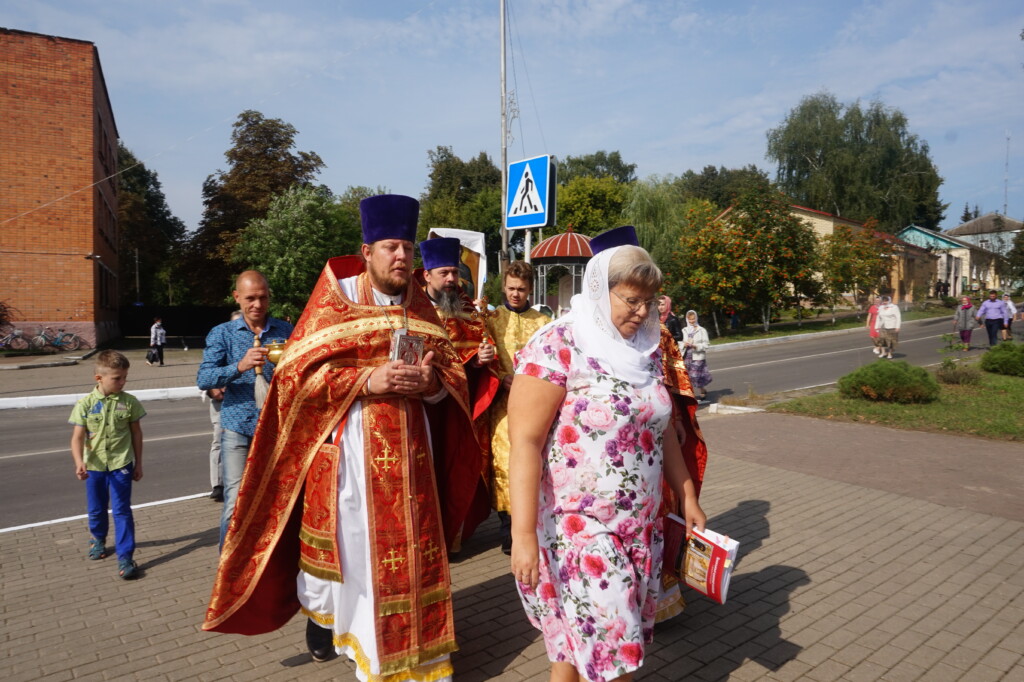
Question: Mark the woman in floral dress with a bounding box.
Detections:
[508,245,707,682]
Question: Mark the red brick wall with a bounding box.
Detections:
[0,29,120,346]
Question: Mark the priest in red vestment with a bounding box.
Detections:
[202,195,478,682]
[418,237,500,551]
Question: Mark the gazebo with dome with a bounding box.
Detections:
[529,228,593,314]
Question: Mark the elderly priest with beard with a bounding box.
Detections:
[202,195,478,682]
[419,236,500,552]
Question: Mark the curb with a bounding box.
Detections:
[0,386,202,410]
[0,359,79,370]
[707,403,766,414]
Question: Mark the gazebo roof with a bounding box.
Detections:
[530,230,592,260]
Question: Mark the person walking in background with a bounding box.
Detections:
[196,271,293,547]
[866,296,884,356]
[658,295,683,344]
[874,296,901,359]
[68,350,146,580]
[952,296,976,351]
[148,317,166,366]
[974,290,1009,348]
[1002,294,1017,341]
[681,310,712,401]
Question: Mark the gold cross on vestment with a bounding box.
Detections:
[382,549,405,573]
[373,440,400,474]
[422,540,439,562]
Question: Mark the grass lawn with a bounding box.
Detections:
[709,305,952,345]
[768,370,1024,441]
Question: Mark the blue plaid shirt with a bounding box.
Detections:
[196,316,293,437]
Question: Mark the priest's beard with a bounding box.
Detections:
[436,288,462,318]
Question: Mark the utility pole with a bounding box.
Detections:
[499,0,508,276]
[1004,131,1010,216]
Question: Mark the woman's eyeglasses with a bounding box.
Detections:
[611,291,657,313]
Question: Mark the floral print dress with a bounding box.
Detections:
[515,321,672,682]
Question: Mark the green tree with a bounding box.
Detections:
[556,175,628,236]
[817,221,894,322]
[680,187,819,332]
[232,184,362,320]
[766,92,947,231]
[674,164,772,209]
[960,202,974,224]
[1002,228,1024,289]
[419,146,504,265]
[188,110,325,303]
[557,150,637,185]
[117,144,187,305]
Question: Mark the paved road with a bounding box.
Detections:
[0,316,1000,530]
[0,399,214,529]
[706,317,961,400]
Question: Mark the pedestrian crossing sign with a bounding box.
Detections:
[506,155,556,230]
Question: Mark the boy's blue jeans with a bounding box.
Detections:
[86,464,135,560]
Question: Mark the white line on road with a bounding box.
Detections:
[0,431,212,461]
[0,492,210,534]
[715,333,948,372]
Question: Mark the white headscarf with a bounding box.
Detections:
[558,245,661,387]
[685,310,700,328]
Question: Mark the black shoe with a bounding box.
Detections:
[306,619,334,662]
[498,511,512,555]
[209,486,224,502]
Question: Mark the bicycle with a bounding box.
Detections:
[0,327,30,350]
[30,326,85,352]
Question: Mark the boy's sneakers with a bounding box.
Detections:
[118,558,139,580]
[88,537,108,560]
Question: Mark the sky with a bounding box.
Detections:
[4,0,1023,234]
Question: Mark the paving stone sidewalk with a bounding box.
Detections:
[2,411,1022,681]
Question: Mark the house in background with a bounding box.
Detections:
[0,28,120,346]
[944,213,1023,258]
[896,225,1006,297]
[790,206,937,303]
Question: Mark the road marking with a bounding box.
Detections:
[714,333,948,372]
[0,493,210,534]
[0,430,212,461]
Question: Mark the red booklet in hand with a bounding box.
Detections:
[662,513,739,604]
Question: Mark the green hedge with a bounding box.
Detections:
[980,342,1024,377]
[837,360,940,403]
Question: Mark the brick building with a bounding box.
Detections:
[1,28,120,346]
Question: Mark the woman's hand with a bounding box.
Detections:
[682,495,707,538]
[510,531,540,590]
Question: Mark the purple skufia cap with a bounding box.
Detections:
[419,237,461,271]
[359,194,419,244]
[589,225,639,255]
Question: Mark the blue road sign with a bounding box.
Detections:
[506,155,556,230]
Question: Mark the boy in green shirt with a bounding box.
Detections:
[69,350,146,579]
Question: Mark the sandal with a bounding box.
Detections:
[118,558,139,580]
[88,537,107,561]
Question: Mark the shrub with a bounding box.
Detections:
[979,342,1024,377]
[935,358,982,385]
[837,360,940,403]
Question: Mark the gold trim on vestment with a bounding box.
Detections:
[337,632,457,681]
[299,527,336,550]
[379,599,413,616]
[298,560,346,583]
[301,607,456,680]
[301,605,335,626]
